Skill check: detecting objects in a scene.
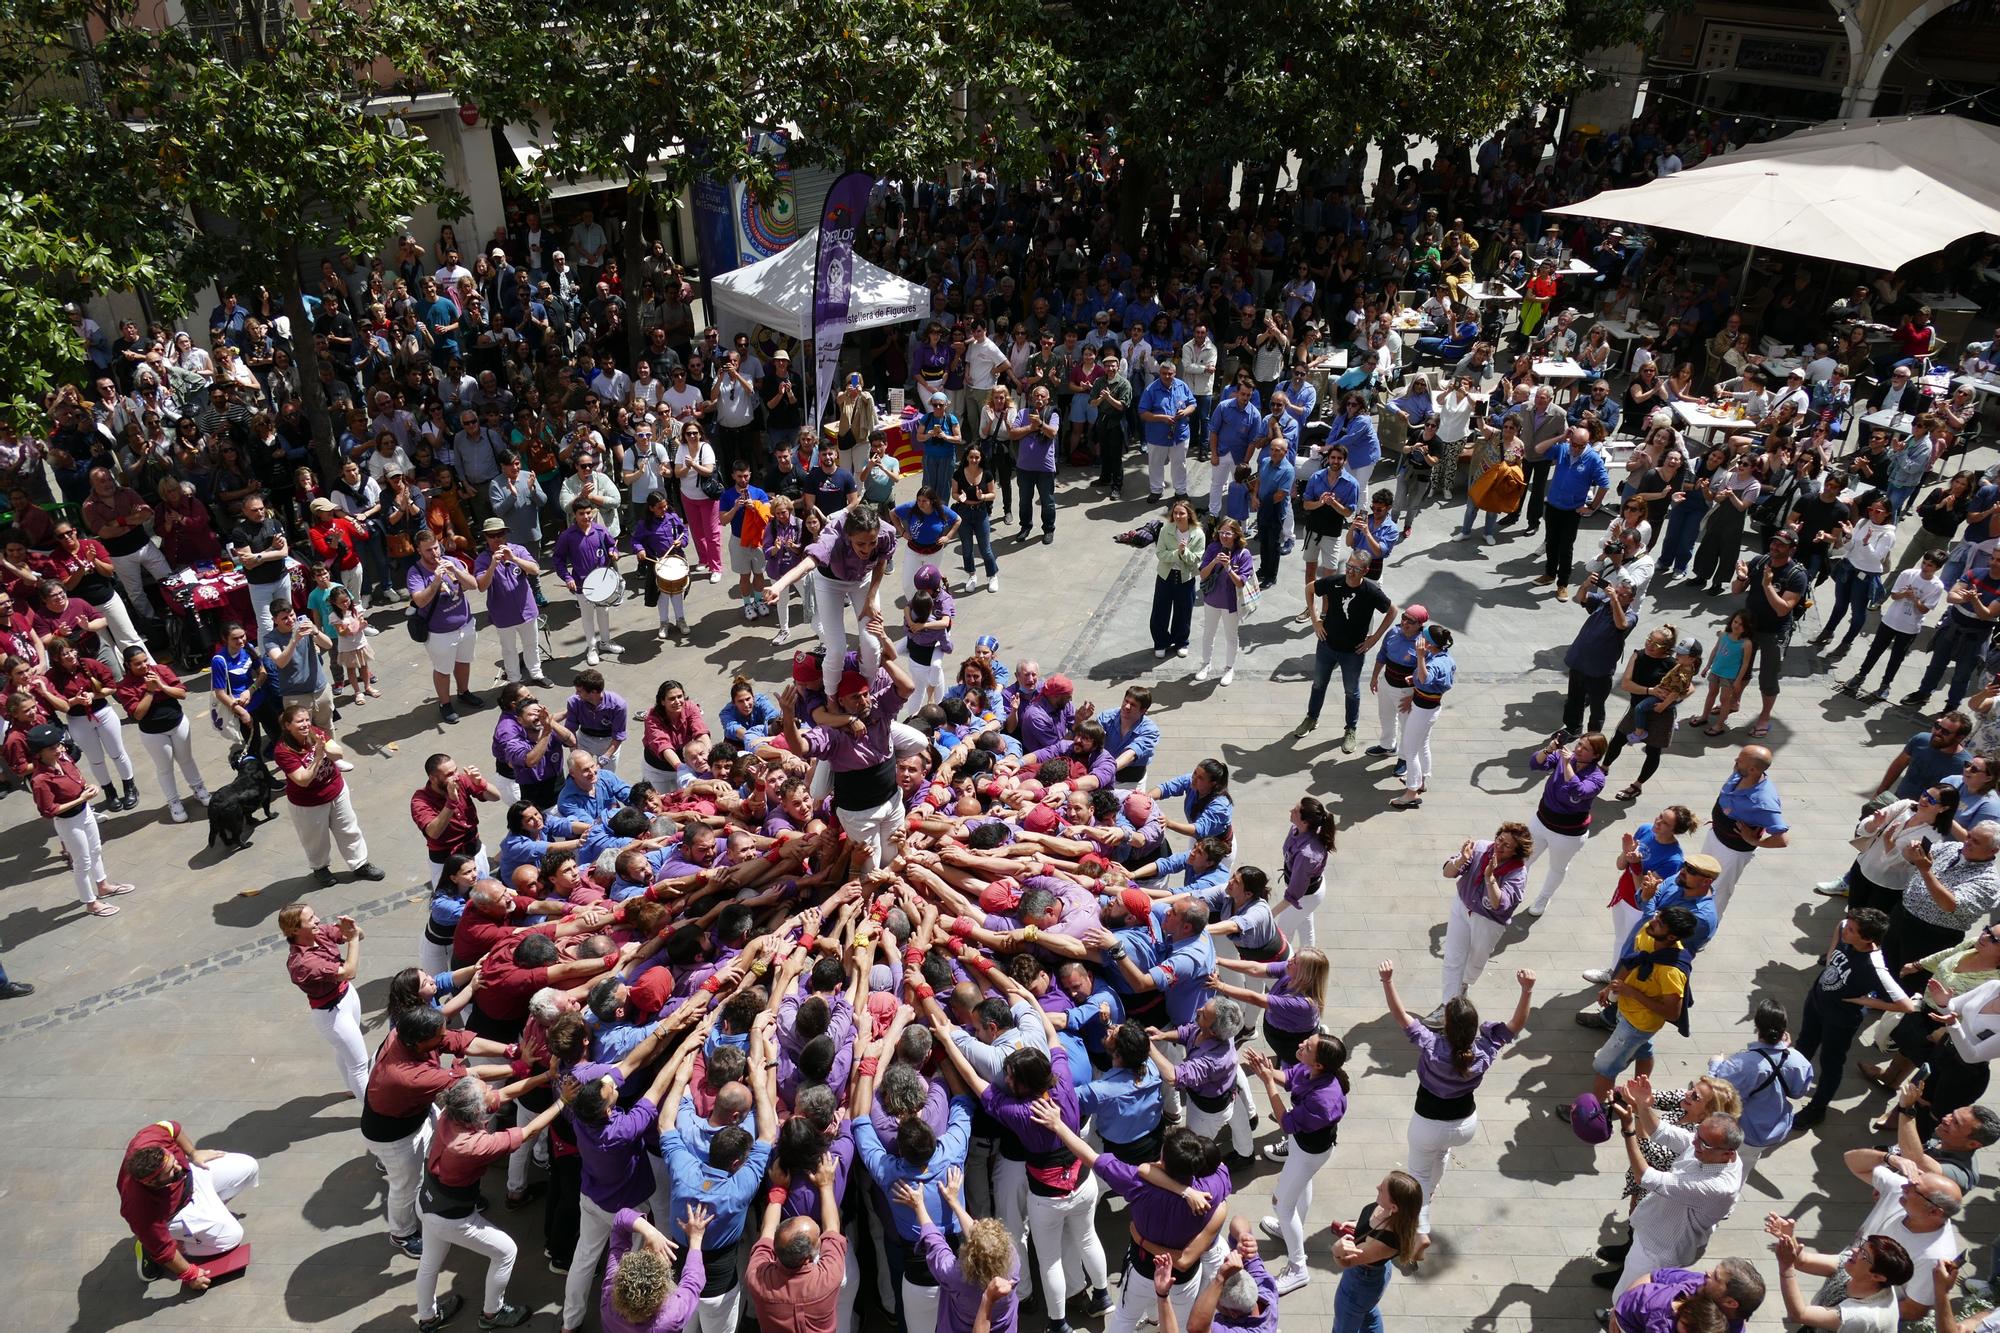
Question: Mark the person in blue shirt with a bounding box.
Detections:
[1275,363,1318,440]
[1253,434,1297,588]
[1391,624,1456,809]
[1324,394,1381,478]
[1537,426,1611,601]
[1349,488,1401,579]
[915,392,964,498]
[1299,441,1363,608]
[1136,362,1199,502]
[657,1011,777,1324]
[1707,997,1812,1167]
[1150,758,1234,848]
[1054,959,1128,1066]
[717,678,782,748]
[1090,897,1217,1027]
[717,459,771,620]
[1133,834,1230,899]
[1946,756,2000,837]
[1073,1021,1164,1162]
[1205,382,1267,519]
[1097,684,1161,784]
[555,749,632,827]
[496,801,585,890]
[209,620,280,763]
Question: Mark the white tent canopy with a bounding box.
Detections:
[708,229,931,341]
[1548,114,2000,271]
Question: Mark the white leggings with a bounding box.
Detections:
[907,654,945,707]
[169,1154,260,1257]
[1406,1110,1479,1234]
[54,806,107,903]
[1200,603,1241,670]
[834,788,904,869]
[494,619,542,683]
[1440,895,1507,1005]
[1525,815,1589,913]
[1377,682,1412,750]
[812,572,878,696]
[310,985,372,1102]
[1399,704,1441,791]
[576,596,613,648]
[1276,890,1323,948]
[657,591,687,626]
[136,717,207,804]
[1026,1173,1109,1315]
[1270,1139,1333,1269]
[67,704,134,785]
[416,1207,516,1320]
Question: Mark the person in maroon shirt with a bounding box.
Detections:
[31,579,109,668]
[0,586,47,670]
[363,1005,521,1258]
[31,631,137,810]
[33,518,146,658]
[117,1119,259,1289]
[471,927,621,1043]
[112,644,211,822]
[412,752,501,887]
[414,1075,564,1330]
[272,703,384,886]
[280,903,372,1102]
[2,687,48,782]
[450,879,604,968]
[27,721,134,914]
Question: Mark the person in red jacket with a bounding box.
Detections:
[305,498,368,605]
[117,1119,259,1289]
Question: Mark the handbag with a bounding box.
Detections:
[697,468,723,500]
[1239,579,1262,619]
[405,591,436,644]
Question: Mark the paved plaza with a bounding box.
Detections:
[0,462,1981,1332]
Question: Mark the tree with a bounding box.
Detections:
[449,0,1067,362]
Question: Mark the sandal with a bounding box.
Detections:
[1703,722,1728,736]
[1688,712,1712,728]
[365,685,381,698]
[86,901,121,917]
[1751,721,1773,737]
[1616,783,1644,801]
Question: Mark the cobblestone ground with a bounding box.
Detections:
[0,453,1984,1332]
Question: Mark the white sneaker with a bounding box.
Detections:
[774,628,792,646]
[708,569,721,584]
[1219,668,1234,686]
[363,625,380,637]
[1175,646,1189,657]
[742,601,755,622]
[1525,900,1547,916]
[1272,1266,1310,1296]
[603,642,624,656]
[191,787,211,805]
[1192,663,1211,682]
[1479,532,1494,545]
[585,646,601,666]
[334,759,354,772]
[987,574,1000,593]
[657,627,670,642]
[168,801,188,823]
[1155,648,1168,659]
[1258,1216,1282,1240]
[1581,967,1612,984]
[966,575,984,591]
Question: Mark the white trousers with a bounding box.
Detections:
[575,731,620,775]
[1148,442,1190,497]
[54,806,107,904]
[1440,896,1507,1005]
[1701,829,1757,918]
[1108,1236,1220,1333]
[1525,816,1590,913]
[137,717,207,804]
[835,788,904,869]
[900,1277,941,1333]
[494,619,542,683]
[248,578,291,641]
[642,758,677,792]
[1185,1088,1249,1156]
[1199,603,1241,671]
[657,591,687,627]
[1406,1111,1478,1234]
[992,1156,1034,1303]
[907,655,945,707]
[1277,890,1323,947]
[1607,899,1644,974]
[1399,704,1441,791]
[288,789,369,872]
[111,542,173,613]
[310,985,372,1102]
[695,1284,742,1333]
[68,703,134,784]
[416,1208,516,1320]
[576,596,613,649]
[1376,682,1412,749]
[506,1101,535,1194]
[1614,1232,1677,1299]
[366,1117,431,1238]
[1270,1140,1332,1268]
[1026,1174,1109,1315]
[812,572,879,697]
[417,935,452,977]
[1207,458,1236,516]
[169,1154,260,1258]
[563,1193,619,1330]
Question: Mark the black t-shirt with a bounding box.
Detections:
[760,372,804,430]
[231,515,290,585]
[1793,493,1851,549]
[1313,575,1391,652]
[1741,554,1810,633]
[1350,1201,1397,1271]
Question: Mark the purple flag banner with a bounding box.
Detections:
[809,171,874,432]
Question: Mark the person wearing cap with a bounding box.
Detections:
[1728,528,1810,736]
[776,613,916,866]
[474,516,549,687]
[553,496,624,667]
[28,720,135,915]
[914,391,964,505]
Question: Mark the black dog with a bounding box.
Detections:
[206,753,282,851]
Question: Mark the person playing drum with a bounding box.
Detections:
[629,489,691,642]
[551,496,622,666]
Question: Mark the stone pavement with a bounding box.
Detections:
[0,457,1991,1333]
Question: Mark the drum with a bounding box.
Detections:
[582,566,625,607]
[655,555,691,595]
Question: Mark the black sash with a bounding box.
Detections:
[419,1168,485,1220]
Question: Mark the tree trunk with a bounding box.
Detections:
[624,148,651,369]
[1114,167,1150,251]
[277,237,340,476]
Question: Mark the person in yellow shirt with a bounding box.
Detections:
[1590,905,1698,1098]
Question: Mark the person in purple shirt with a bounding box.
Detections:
[905,1165,1022,1333]
[406,527,481,722]
[1379,957,1534,1238]
[1014,672,1077,753]
[1023,1107,1234,1333]
[1434,823,1531,1021]
[1523,731,1608,917]
[1151,997,1248,1158]
[1029,718,1117,793]
[564,668,628,776]
[776,618,915,866]
[552,497,624,665]
[628,489,692,640]
[474,518,549,686]
[1187,1226,1280,1333]
[558,1020,684,1333]
[1010,384,1063,543]
[1611,1261,1765,1333]
[490,684,573,809]
[1208,948,1327,1067]
[763,503,895,699]
[601,1205,708,1333]
[1241,1034,1347,1293]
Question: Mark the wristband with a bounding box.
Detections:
[859,1056,881,1077]
[798,933,818,953]
[913,982,935,1001]
[968,955,994,975]
[766,1186,788,1205]
[1621,1128,1636,1139]
[944,937,965,957]
[504,1043,520,1060]
[949,916,976,940]
[750,960,769,977]
[904,946,925,970]
[179,1265,207,1286]
[510,1058,532,1079]
[701,976,723,994]
[1107,944,1127,961]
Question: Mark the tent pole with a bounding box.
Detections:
[1739,244,1756,294]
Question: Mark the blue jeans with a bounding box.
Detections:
[958,509,997,578]
[1017,469,1056,536]
[1151,575,1195,652]
[1592,1013,1659,1080]
[1825,561,1882,647]
[1332,1262,1391,1333]
[1308,641,1365,727]
[1658,501,1706,574]
[1916,615,1992,707]
[1889,484,1919,518]
[1458,499,1499,538]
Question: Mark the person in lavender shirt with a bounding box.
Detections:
[474,517,549,686]
[1208,948,1327,1069]
[1148,996,1249,1158]
[1523,730,1609,917]
[1378,958,1535,1239]
[564,667,628,776]
[552,496,624,666]
[1241,1031,1349,1293]
[775,614,915,866]
[1275,795,1335,945]
[1008,383,1062,544]
[1431,822,1533,1024]
[902,1165,1022,1333]
[1610,1259,1766,1333]
[406,527,482,723]
[763,503,894,700]
[1194,518,1255,687]
[1186,1220,1280,1333]
[601,1204,709,1333]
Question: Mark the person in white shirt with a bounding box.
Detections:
[659,365,705,426]
[1818,492,1900,655]
[961,323,1012,418]
[1602,1083,1745,1298]
[1772,1160,1960,1321]
[1765,1222,1911,1333]
[587,355,631,408]
[1804,343,1840,386]
[1180,326,1220,450]
[1656,148,1684,176]
[1770,368,1811,419]
[1836,548,1947,700]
